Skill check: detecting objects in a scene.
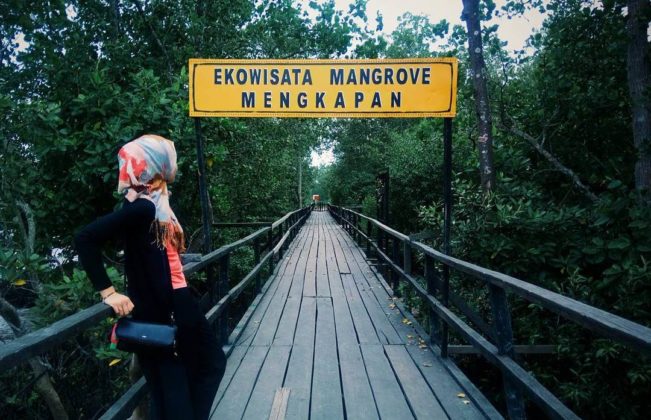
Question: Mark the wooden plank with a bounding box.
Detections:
[274,220,317,345]
[316,218,331,297]
[243,345,293,420]
[236,227,311,346]
[336,219,492,419]
[333,228,402,345]
[360,344,415,420]
[405,346,486,420]
[311,298,344,420]
[210,345,250,415]
[323,235,357,346]
[337,343,380,420]
[327,216,351,274]
[340,273,380,344]
[273,297,302,346]
[319,214,380,419]
[282,344,313,420]
[211,346,270,419]
[269,388,291,420]
[301,215,319,297]
[384,345,449,419]
[288,215,317,298]
[283,298,317,420]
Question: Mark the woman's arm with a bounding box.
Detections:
[74,199,155,316]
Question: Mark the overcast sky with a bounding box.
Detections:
[304,0,547,53]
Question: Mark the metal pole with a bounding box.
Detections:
[194,118,212,254]
[441,117,453,358]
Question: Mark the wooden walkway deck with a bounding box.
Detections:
[210,212,497,420]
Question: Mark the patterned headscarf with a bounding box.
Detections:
[117,134,185,252]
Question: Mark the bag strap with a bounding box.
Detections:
[122,252,176,326]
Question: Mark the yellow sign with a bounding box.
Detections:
[189,58,457,118]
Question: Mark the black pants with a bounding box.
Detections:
[138,288,227,420]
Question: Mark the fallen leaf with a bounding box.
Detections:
[463,400,470,405]
[456,393,466,398]
[13,279,27,286]
[109,359,121,367]
[389,303,396,309]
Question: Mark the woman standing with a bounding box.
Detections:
[75,134,226,419]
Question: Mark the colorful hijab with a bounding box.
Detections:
[117,134,185,252]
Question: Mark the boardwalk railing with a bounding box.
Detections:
[329,205,651,420]
[0,205,312,419]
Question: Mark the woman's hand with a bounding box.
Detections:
[100,287,134,317]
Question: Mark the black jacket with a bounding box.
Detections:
[74,198,174,323]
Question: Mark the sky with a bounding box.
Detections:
[307,0,548,166]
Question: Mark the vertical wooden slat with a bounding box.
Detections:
[441,117,453,358]
[268,228,275,273]
[254,238,261,293]
[490,285,526,419]
[425,256,441,346]
[391,238,401,297]
[219,254,230,343]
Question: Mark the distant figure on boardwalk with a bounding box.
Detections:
[75,134,226,419]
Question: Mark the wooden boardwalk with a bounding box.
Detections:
[210,212,497,420]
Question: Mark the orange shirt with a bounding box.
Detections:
[166,241,188,289]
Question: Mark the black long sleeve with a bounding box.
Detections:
[74,198,156,291]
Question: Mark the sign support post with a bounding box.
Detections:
[441,117,453,358]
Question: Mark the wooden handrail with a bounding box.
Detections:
[329,204,651,420]
[0,205,312,419]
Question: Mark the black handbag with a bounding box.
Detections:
[111,317,177,353]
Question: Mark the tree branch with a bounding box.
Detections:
[131,0,174,78]
[500,119,599,202]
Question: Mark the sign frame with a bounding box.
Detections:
[189,58,458,118]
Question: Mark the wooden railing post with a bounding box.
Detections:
[218,254,230,343]
[490,285,526,419]
[425,256,441,346]
[391,237,401,297]
[253,238,261,293]
[267,228,274,273]
[403,240,412,304]
[355,215,360,243]
[365,219,372,255]
[279,221,285,258]
[441,262,450,357]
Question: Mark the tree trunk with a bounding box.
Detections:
[297,155,302,208]
[462,0,496,192]
[0,297,69,420]
[626,0,651,200]
[2,201,69,419]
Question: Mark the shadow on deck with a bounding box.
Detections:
[211,212,499,420]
